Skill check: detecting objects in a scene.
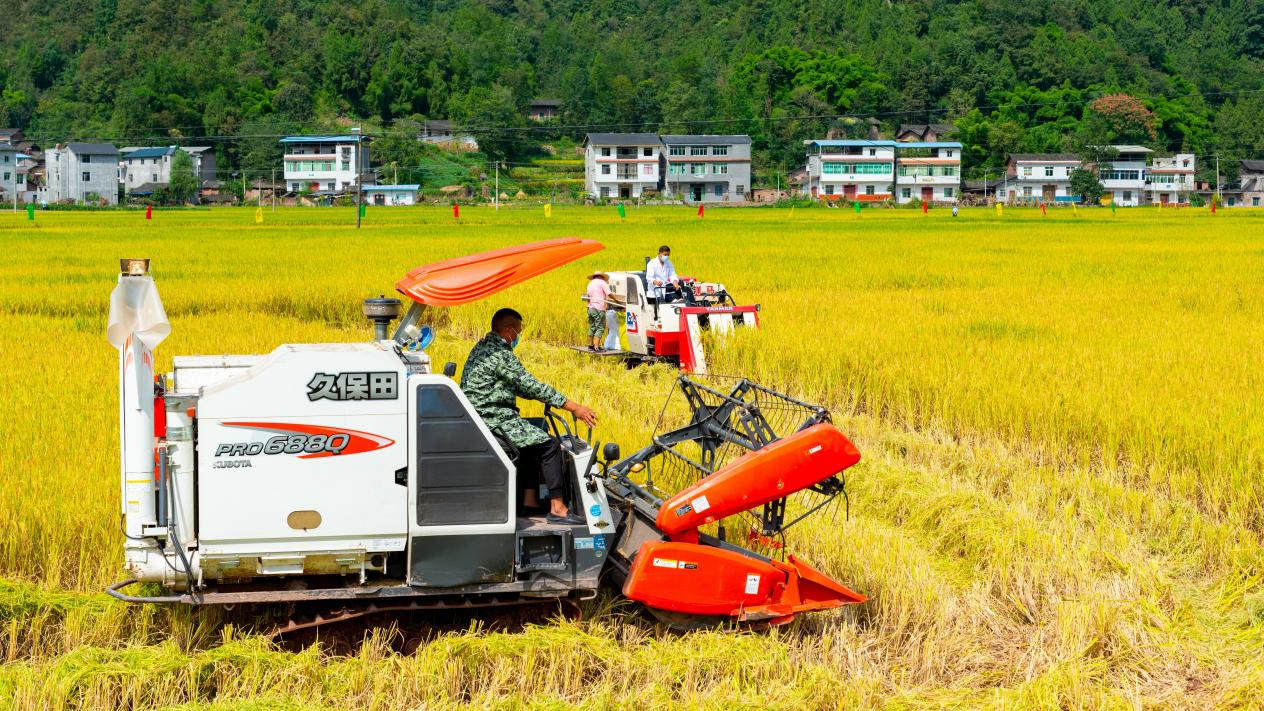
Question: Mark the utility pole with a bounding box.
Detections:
[271,168,276,211]
[494,162,499,211]
[1215,153,1221,205]
[353,127,362,229]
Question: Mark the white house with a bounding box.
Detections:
[661,135,752,203]
[1099,145,1151,207]
[1000,154,1082,203]
[895,141,962,204]
[1147,153,1195,205]
[362,184,419,206]
[280,135,371,194]
[583,133,661,200]
[120,146,178,193]
[44,143,120,205]
[803,139,895,201]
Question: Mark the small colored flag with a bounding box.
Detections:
[453,204,460,219]
[1040,202,1047,215]
[359,202,366,218]
[921,201,928,214]
[617,203,626,220]
[1110,201,1116,215]
[1072,203,1078,216]
[995,203,1003,217]
[26,204,34,221]
[696,203,704,218]
[255,207,263,223]
[1211,200,1216,214]
[544,203,552,218]
[145,205,152,220]
[789,206,795,218]
[854,201,861,214]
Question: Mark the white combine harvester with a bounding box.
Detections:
[105,241,864,636]
[588,266,759,374]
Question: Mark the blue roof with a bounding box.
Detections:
[897,141,963,148]
[123,146,177,159]
[280,135,363,143]
[363,184,419,191]
[810,139,897,147]
[16,153,31,160]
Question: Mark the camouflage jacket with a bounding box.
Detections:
[460,332,566,448]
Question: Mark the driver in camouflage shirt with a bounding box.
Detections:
[461,308,597,525]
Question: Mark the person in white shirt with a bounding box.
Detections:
[645,245,678,302]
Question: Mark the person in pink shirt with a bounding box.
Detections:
[585,271,611,351]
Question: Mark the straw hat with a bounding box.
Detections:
[588,270,608,280]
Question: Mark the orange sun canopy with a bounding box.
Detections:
[395,237,605,306]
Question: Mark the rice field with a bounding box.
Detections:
[1,204,1262,709]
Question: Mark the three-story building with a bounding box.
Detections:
[44,143,120,205]
[803,140,895,201]
[280,135,371,194]
[1001,154,1082,204]
[895,142,962,204]
[583,133,662,200]
[1146,153,1195,205]
[1099,145,1151,206]
[660,135,752,202]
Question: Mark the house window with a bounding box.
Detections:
[713,163,728,174]
[82,171,91,182]
[690,163,705,176]
[601,147,610,157]
[825,185,835,195]
[669,164,684,175]
[690,146,708,156]
[1,154,7,163]
[2,172,7,181]
[642,164,653,175]
[946,150,953,157]
[670,146,684,156]
[601,165,611,175]
[865,185,875,195]
[1123,191,1132,201]
[869,149,876,156]
[1254,197,1260,207]
[998,189,1006,198]
[712,146,728,156]
[599,187,610,198]
[16,173,23,184]
[736,185,745,195]
[327,182,334,190]
[290,182,299,191]
[714,184,723,197]
[151,173,158,182]
[82,155,91,164]
[1022,166,1032,177]
[643,147,653,157]
[944,187,954,197]
[901,188,911,198]
[1045,166,1054,177]
[1023,186,1032,197]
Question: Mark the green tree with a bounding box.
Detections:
[1069,168,1103,205]
[449,84,529,161]
[160,149,198,205]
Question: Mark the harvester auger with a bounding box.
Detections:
[104,240,865,637]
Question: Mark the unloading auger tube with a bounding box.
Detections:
[103,244,865,633]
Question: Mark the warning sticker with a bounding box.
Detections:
[574,537,594,549]
[744,574,761,595]
[691,495,711,513]
[678,561,698,570]
[653,558,678,569]
[808,445,823,454]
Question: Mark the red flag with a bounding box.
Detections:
[145,205,152,220]
[1211,200,1216,214]
[1041,202,1047,215]
[453,204,460,219]
[921,201,928,214]
[697,203,704,218]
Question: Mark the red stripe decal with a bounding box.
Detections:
[221,421,395,458]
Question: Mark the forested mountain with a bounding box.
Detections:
[2,0,1262,180]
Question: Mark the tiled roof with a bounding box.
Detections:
[585,132,660,145]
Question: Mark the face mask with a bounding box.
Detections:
[510,334,520,350]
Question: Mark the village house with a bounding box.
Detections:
[120,146,178,193]
[1146,153,1195,205]
[1098,145,1151,207]
[418,120,479,152]
[802,139,895,201]
[999,154,1082,204]
[1237,160,1264,207]
[280,135,372,195]
[362,184,420,206]
[896,124,957,142]
[660,135,752,203]
[0,145,20,205]
[895,141,962,204]
[44,143,120,205]
[527,99,562,122]
[583,133,661,200]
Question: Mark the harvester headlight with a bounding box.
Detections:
[120,258,150,276]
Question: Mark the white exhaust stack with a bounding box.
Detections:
[107,259,170,539]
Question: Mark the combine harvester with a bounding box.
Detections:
[106,240,864,635]
[582,266,759,374]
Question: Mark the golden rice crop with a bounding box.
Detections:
[1,205,1262,709]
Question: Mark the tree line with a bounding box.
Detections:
[2,0,1261,184]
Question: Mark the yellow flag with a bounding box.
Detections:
[544,203,552,218]
[1072,203,1078,216]
[789,206,795,218]
[255,207,263,224]
[995,202,1003,217]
